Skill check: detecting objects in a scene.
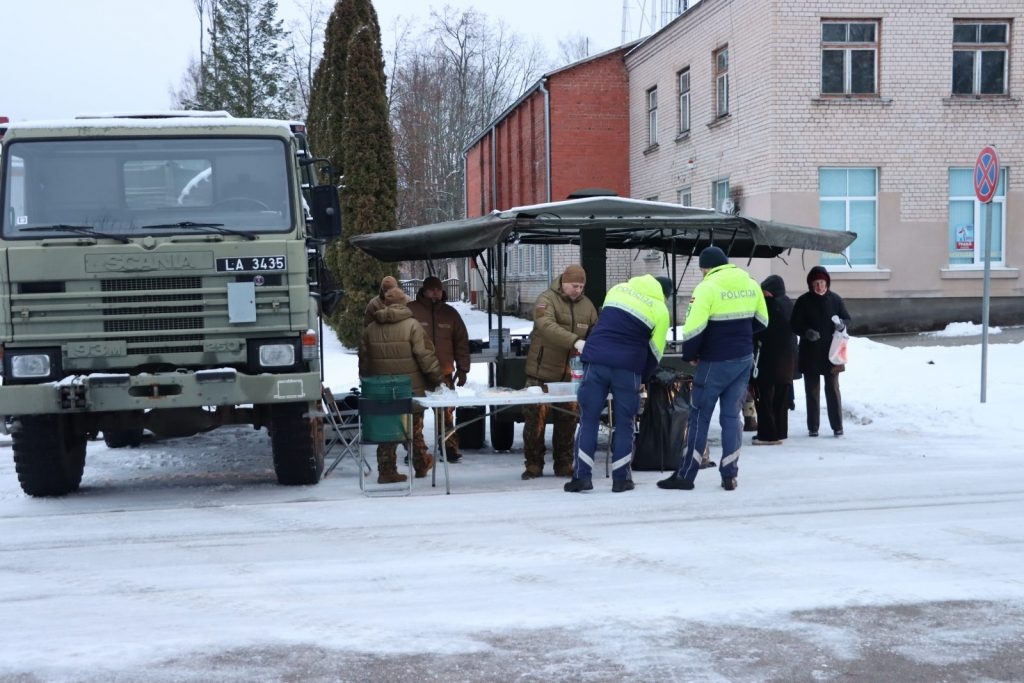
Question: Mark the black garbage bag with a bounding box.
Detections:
[632,367,692,471]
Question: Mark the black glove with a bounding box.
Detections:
[831,315,846,332]
[805,329,821,342]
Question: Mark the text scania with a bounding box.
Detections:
[719,289,757,300]
[103,254,201,271]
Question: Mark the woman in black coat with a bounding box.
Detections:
[752,275,799,444]
[790,266,851,437]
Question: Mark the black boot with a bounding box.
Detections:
[563,477,593,493]
[657,474,694,490]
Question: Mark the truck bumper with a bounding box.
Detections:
[0,369,322,416]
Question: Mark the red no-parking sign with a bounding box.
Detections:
[974,146,1000,203]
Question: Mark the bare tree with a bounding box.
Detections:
[386,7,547,287]
[282,0,327,118]
[556,33,591,64]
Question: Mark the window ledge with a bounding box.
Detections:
[642,142,660,156]
[811,95,893,106]
[827,268,891,281]
[674,131,691,143]
[942,95,1020,106]
[706,114,731,130]
[940,267,1019,279]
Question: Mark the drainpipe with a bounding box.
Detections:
[538,77,553,281]
[538,77,552,203]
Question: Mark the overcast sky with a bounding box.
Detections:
[0,0,657,122]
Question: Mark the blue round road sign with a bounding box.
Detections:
[974,146,1000,203]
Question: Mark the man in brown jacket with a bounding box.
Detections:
[363,275,399,327]
[408,276,472,463]
[521,264,598,479]
[359,287,444,483]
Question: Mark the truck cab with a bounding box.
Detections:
[0,112,341,496]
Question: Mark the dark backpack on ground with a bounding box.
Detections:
[632,367,692,471]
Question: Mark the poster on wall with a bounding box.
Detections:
[955,224,974,251]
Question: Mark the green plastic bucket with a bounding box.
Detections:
[360,375,412,443]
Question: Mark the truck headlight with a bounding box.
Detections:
[3,348,60,382]
[259,344,295,367]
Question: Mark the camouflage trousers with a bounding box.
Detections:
[521,377,579,476]
[375,411,432,472]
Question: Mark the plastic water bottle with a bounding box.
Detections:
[570,355,584,391]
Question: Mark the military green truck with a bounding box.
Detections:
[0,112,341,496]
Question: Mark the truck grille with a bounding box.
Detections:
[101,277,206,353]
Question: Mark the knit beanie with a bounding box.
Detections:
[384,287,410,305]
[654,275,674,298]
[698,246,729,269]
[379,276,398,296]
[422,275,444,290]
[562,264,587,285]
[806,265,831,289]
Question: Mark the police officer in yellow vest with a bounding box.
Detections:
[564,274,671,493]
[658,246,768,492]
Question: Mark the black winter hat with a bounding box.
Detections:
[806,266,831,289]
[654,275,674,298]
[699,246,729,269]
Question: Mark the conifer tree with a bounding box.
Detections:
[328,2,397,347]
[192,0,291,118]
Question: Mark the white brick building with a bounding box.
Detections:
[626,0,1024,332]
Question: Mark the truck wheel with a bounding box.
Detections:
[12,415,88,497]
[103,428,145,449]
[490,415,515,451]
[269,402,325,485]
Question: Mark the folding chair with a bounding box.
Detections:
[358,394,415,497]
[322,387,369,479]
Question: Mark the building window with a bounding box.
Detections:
[948,168,1006,266]
[713,47,729,117]
[677,186,692,207]
[952,21,1009,96]
[821,20,878,95]
[677,68,691,134]
[819,168,877,266]
[711,179,730,212]
[647,87,658,146]
[509,244,546,277]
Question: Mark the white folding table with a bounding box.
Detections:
[415,389,617,494]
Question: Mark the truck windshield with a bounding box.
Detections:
[1,137,293,239]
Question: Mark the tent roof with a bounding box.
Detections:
[349,196,856,262]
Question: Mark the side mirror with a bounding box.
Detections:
[309,184,341,239]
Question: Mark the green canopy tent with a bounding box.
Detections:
[349,196,856,451]
[350,195,856,315]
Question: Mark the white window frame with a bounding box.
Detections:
[948,168,1006,267]
[677,68,691,134]
[714,47,729,117]
[821,20,878,95]
[509,244,547,277]
[647,87,659,146]
[677,186,692,207]
[952,20,1010,96]
[711,179,730,212]
[819,167,878,267]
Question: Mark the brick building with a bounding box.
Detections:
[464,44,661,316]
[465,0,1024,332]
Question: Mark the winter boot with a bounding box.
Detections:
[563,477,593,493]
[377,452,408,485]
[612,479,635,493]
[414,452,435,478]
[657,474,695,490]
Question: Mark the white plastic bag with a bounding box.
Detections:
[829,329,849,365]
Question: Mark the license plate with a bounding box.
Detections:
[216,256,287,272]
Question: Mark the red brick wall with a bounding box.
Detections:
[464,48,632,217]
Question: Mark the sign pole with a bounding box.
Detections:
[980,199,991,403]
[973,145,999,404]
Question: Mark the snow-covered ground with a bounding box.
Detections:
[1,305,1023,681]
